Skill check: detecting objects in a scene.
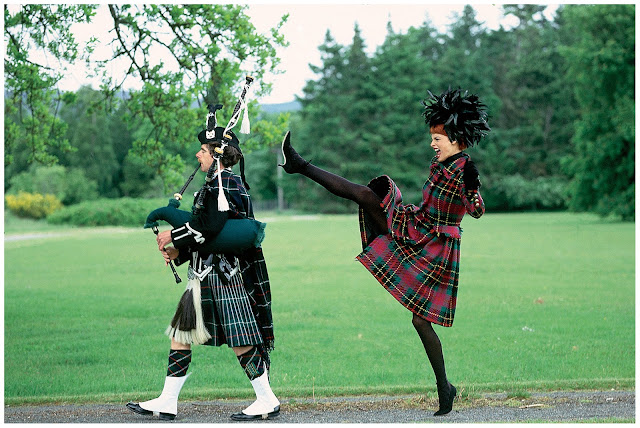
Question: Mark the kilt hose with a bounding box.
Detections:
[355,156,483,328]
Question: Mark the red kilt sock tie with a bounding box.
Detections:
[167,349,192,377]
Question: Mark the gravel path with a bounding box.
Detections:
[4,390,634,423]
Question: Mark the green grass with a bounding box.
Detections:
[4,212,635,404]
[4,209,75,234]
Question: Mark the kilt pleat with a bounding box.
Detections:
[199,265,263,348]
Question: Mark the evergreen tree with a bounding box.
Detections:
[290,27,374,212]
[368,20,445,203]
[560,4,635,220]
[57,87,120,196]
[476,4,575,211]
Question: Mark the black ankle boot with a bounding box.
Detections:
[278,131,309,174]
[433,382,456,416]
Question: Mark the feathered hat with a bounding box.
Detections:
[197,76,254,212]
[422,87,490,148]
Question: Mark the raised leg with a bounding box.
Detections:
[280,131,387,233]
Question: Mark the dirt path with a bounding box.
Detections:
[4,390,634,423]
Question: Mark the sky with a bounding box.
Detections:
[54,3,559,104]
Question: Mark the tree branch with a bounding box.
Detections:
[108,4,148,80]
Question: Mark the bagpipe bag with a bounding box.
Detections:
[144,199,266,253]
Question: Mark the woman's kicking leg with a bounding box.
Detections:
[279,131,387,233]
[412,314,456,416]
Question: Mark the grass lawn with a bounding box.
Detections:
[4,212,635,404]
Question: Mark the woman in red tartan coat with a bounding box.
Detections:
[279,88,489,416]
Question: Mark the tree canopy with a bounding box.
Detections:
[4,4,288,190]
[282,4,634,220]
[4,4,634,220]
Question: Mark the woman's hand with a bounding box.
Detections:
[156,230,172,250]
[161,247,179,265]
[463,159,480,190]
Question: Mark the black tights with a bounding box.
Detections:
[301,163,388,233]
[412,314,448,387]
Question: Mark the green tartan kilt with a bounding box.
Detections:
[197,264,264,348]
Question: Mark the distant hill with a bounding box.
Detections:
[6,88,302,114]
[260,100,301,113]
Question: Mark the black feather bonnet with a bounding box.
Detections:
[422,87,490,147]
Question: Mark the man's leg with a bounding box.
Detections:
[126,340,192,420]
[230,345,280,420]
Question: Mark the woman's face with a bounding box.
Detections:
[196,144,215,172]
[430,132,461,162]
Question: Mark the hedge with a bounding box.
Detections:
[46,197,179,227]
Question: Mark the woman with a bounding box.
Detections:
[126,121,279,421]
[279,88,489,416]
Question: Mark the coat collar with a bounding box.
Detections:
[435,152,468,179]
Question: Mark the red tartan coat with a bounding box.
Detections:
[356,152,484,327]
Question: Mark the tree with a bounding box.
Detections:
[559,4,635,220]
[55,86,120,196]
[472,4,577,211]
[4,4,288,191]
[289,28,370,212]
[367,20,445,203]
[4,4,97,171]
[494,5,574,177]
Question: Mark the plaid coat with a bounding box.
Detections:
[172,170,274,351]
[356,152,484,327]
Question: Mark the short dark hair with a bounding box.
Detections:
[207,142,242,168]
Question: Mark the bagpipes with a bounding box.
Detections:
[143,168,266,283]
[144,76,265,345]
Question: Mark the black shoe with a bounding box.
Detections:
[230,405,280,421]
[126,402,176,421]
[278,131,309,174]
[433,383,456,416]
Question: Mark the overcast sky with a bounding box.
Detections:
[56,3,560,104]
